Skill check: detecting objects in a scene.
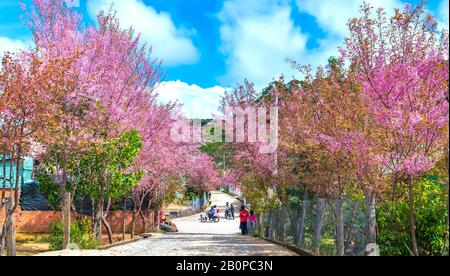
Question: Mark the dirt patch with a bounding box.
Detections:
[15,233,50,256]
[2,233,143,256]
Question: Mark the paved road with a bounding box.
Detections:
[38,191,296,256]
[178,191,242,235]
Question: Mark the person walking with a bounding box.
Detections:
[239,206,249,235]
[230,204,235,219]
[247,210,256,235]
[225,202,231,218]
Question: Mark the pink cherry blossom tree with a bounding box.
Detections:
[343,2,449,255]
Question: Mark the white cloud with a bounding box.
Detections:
[156,80,227,119]
[295,0,402,37]
[438,0,449,28]
[216,0,411,88]
[87,0,199,67]
[294,0,447,66]
[0,37,29,56]
[217,0,308,88]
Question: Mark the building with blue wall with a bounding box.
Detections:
[0,155,34,189]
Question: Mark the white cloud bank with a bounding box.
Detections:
[438,0,449,27]
[295,0,402,37]
[156,81,227,119]
[0,36,29,56]
[216,0,406,89]
[87,0,199,67]
[217,0,308,88]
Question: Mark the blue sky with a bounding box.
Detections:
[0,0,449,118]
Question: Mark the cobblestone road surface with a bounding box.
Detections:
[38,191,297,256]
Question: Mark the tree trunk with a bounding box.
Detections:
[298,204,308,246]
[269,209,275,239]
[130,213,136,239]
[141,198,152,233]
[61,151,71,250]
[131,198,138,239]
[407,178,420,256]
[102,199,113,244]
[154,190,160,232]
[0,229,5,256]
[122,198,126,241]
[5,200,15,256]
[256,214,262,235]
[140,211,148,233]
[131,195,144,238]
[62,191,71,249]
[291,209,300,245]
[263,213,270,239]
[335,197,345,256]
[4,154,21,256]
[101,216,113,244]
[0,202,7,256]
[298,187,310,246]
[364,188,378,256]
[274,208,281,240]
[344,201,358,256]
[313,198,325,255]
[272,209,278,239]
[154,202,161,232]
[0,223,5,256]
[279,208,287,242]
[92,201,103,242]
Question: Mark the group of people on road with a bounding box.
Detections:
[207,202,256,235]
[207,203,237,220]
[239,206,256,235]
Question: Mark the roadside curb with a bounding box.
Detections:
[98,233,152,250]
[262,238,316,256]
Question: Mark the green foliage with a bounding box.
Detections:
[77,129,143,202]
[284,186,306,209]
[241,175,280,214]
[377,177,449,256]
[49,218,100,250]
[200,142,234,170]
[37,129,143,212]
[184,187,199,201]
[36,170,62,211]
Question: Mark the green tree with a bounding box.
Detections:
[77,130,143,243]
[378,177,449,256]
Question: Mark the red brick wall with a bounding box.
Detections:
[1,189,155,234]
[15,211,62,233]
[1,210,154,234]
[1,188,154,234]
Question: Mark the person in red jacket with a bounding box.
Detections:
[239,206,249,235]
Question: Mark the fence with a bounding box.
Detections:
[255,198,368,256]
[166,195,206,219]
[189,196,202,211]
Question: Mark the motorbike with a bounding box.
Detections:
[200,211,220,223]
[224,209,235,220]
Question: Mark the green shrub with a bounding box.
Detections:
[377,177,448,256]
[49,218,100,251]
